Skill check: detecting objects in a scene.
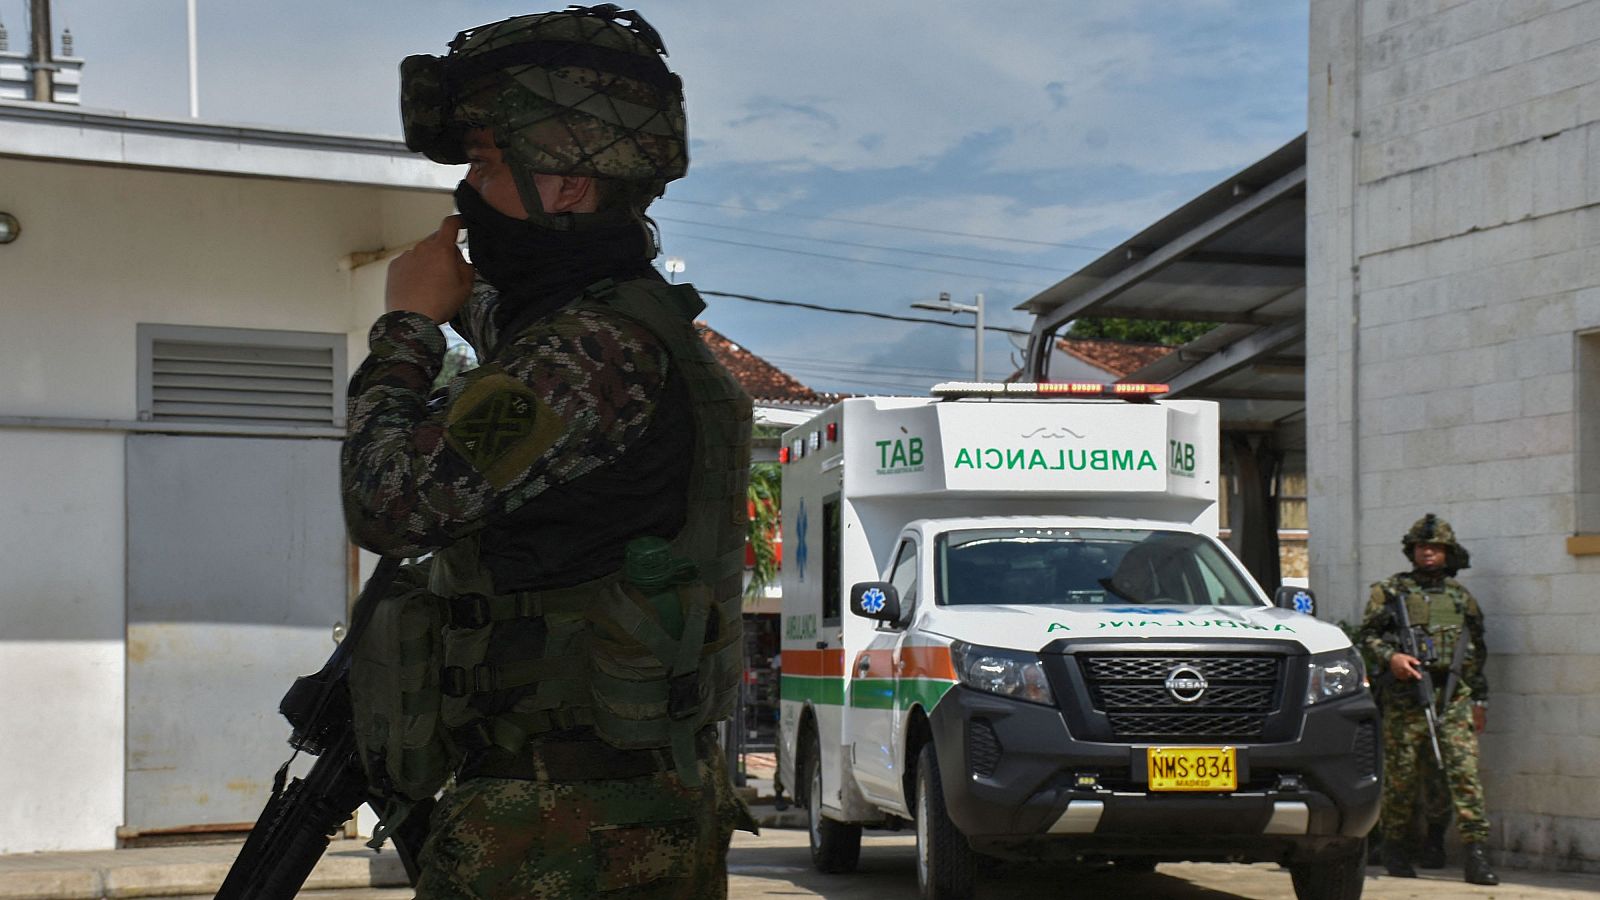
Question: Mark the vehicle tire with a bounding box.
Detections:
[804,732,861,873]
[915,743,977,900]
[1289,839,1366,900]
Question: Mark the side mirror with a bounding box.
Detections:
[1274,585,1316,616]
[850,581,901,623]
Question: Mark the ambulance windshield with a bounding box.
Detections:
[936,528,1260,607]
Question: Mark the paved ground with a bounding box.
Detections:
[7,825,1599,899]
[3,755,1596,898]
[723,830,1600,899]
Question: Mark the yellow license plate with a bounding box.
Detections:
[1147,746,1237,792]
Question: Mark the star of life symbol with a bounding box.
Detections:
[1292,591,1314,614]
[861,587,888,615]
[795,500,808,583]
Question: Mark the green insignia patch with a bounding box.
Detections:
[446,373,565,488]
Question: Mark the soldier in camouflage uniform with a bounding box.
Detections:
[1357,514,1498,886]
[341,6,755,897]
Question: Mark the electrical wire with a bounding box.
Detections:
[698,289,1032,336]
[667,234,1052,288]
[658,196,1112,252]
[655,216,1074,273]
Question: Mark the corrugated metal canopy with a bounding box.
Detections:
[1022,134,1307,450]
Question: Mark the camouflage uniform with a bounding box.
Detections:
[343,9,753,897]
[1358,569,1489,843]
[414,730,742,898]
[345,282,749,898]
[1356,514,1496,884]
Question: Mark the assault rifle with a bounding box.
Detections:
[1382,587,1445,768]
[216,556,431,900]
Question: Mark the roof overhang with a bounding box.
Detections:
[0,100,460,191]
[1021,134,1307,451]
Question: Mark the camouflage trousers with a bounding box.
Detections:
[1381,688,1489,843]
[414,736,750,899]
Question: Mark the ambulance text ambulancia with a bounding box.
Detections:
[776,384,1378,900]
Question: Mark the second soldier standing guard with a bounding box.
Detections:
[1357,514,1499,886]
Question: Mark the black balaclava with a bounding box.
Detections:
[452,181,659,354]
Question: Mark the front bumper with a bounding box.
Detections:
[928,683,1380,863]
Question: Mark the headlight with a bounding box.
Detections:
[951,641,1054,706]
[1305,648,1367,706]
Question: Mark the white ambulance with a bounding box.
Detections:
[775,384,1378,900]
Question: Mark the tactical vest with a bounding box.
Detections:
[1391,574,1469,670]
[428,277,752,787]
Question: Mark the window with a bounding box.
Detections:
[936,528,1260,607]
[886,540,918,624]
[137,324,346,428]
[822,495,842,624]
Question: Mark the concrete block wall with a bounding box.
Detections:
[1309,0,1600,872]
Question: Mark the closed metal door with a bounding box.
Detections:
[125,434,346,834]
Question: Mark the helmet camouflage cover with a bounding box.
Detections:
[400,4,687,198]
[1402,512,1470,572]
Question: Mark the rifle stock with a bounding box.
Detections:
[216,556,408,900]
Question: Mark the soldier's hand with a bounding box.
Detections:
[1472,704,1486,734]
[1390,652,1422,681]
[385,216,474,324]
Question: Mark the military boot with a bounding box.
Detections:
[1463,843,1499,886]
[1383,844,1417,878]
[1419,822,1447,869]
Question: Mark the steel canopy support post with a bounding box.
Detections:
[1227,432,1282,594]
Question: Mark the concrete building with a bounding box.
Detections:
[0,100,457,852]
[1309,0,1600,872]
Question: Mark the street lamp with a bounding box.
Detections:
[664,256,685,283]
[911,292,986,381]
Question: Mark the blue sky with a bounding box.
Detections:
[14,0,1309,394]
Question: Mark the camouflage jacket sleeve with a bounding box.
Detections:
[448,279,503,354]
[341,306,671,557]
[1357,581,1398,667]
[1457,583,1490,702]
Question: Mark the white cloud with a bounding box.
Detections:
[657,1,1304,177]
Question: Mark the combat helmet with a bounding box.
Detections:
[400,4,687,216]
[1402,512,1470,573]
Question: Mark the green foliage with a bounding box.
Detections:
[746,462,781,599]
[1066,318,1217,346]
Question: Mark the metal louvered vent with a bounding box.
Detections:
[139,325,346,428]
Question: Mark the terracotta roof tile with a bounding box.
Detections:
[696,322,821,404]
[1055,337,1174,378]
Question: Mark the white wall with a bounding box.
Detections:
[0,155,451,851]
[1308,0,1600,871]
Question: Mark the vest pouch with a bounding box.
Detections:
[349,578,456,801]
[587,580,702,750]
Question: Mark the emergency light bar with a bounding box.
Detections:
[930,382,1170,400]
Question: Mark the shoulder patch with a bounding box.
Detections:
[445,372,565,488]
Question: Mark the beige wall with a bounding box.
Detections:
[1308,0,1600,871]
[0,155,451,852]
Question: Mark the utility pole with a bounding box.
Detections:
[911,292,987,381]
[28,0,53,103]
[187,0,199,117]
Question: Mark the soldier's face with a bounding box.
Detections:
[1413,542,1447,570]
[463,128,530,219]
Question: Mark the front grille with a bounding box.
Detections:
[968,718,1002,777]
[1352,720,1378,779]
[1080,654,1283,740]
